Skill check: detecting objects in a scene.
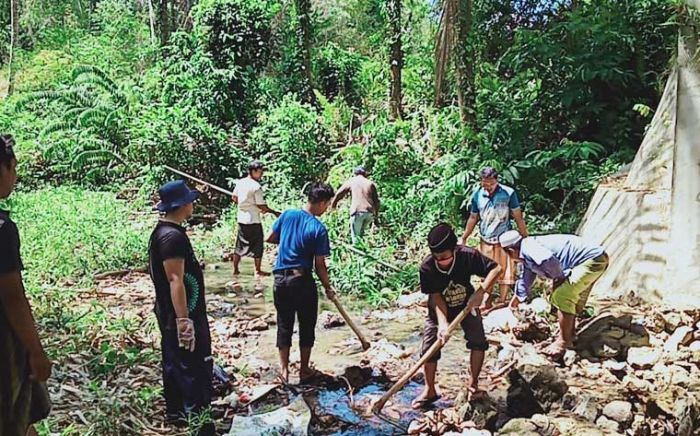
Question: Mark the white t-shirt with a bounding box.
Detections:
[233,177,266,224]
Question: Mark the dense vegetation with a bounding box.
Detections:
[0,0,683,433]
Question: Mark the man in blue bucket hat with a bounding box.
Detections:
[148,180,214,435]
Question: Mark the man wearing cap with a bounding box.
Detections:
[0,135,52,436]
[331,166,380,244]
[412,223,501,409]
[266,182,336,384]
[461,167,528,310]
[231,161,280,278]
[499,230,609,360]
[148,180,214,435]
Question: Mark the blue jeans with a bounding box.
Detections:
[351,212,374,243]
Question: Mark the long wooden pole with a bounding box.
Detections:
[371,305,477,413]
[330,291,371,351]
[163,165,235,197]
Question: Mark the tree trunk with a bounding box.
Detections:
[147,0,157,46]
[179,0,194,32]
[387,0,403,119]
[294,0,317,105]
[7,0,19,96]
[454,0,474,125]
[160,0,170,46]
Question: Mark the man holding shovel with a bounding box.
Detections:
[231,160,280,279]
[266,182,336,384]
[412,223,502,409]
[148,180,214,435]
[498,230,609,360]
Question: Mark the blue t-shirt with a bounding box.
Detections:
[271,209,331,271]
[470,184,521,243]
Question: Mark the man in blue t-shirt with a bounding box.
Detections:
[461,167,528,310]
[266,182,336,384]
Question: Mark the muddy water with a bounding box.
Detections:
[205,260,477,433]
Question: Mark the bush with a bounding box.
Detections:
[249,95,331,200]
[315,43,364,108]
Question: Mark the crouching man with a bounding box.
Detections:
[412,223,501,409]
[148,180,214,435]
[498,230,609,360]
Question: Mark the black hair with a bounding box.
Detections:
[0,135,16,169]
[307,182,335,204]
[428,223,458,253]
[480,166,498,179]
[248,160,265,174]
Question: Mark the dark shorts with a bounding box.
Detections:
[235,223,264,258]
[420,308,489,362]
[0,325,51,434]
[273,269,318,348]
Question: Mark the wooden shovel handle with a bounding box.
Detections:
[330,292,371,351]
[372,306,476,413]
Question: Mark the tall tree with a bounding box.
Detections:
[387,0,403,119]
[294,0,317,105]
[7,0,19,96]
[434,0,475,125]
[160,0,170,46]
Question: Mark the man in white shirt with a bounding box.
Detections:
[232,161,279,278]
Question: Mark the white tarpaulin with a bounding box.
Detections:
[579,17,700,307]
[227,396,312,436]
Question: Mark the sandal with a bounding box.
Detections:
[411,394,441,410]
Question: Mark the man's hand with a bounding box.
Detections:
[509,295,521,311]
[325,287,337,301]
[28,349,52,382]
[437,323,450,345]
[176,318,196,352]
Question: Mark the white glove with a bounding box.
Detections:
[176,318,196,352]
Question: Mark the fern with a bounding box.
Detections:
[78,108,109,128]
[41,121,76,137]
[73,65,127,107]
[71,149,125,172]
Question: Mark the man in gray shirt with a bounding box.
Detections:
[331,166,380,244]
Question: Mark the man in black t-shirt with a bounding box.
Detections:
[148,180,213,435]
[412,223,501,409]
[0,135,52,435]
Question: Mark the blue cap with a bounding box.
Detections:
[156,180,200,212]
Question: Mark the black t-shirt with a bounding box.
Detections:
[0,210,23,275]
[148,221,206,329]
[420,245,497,313]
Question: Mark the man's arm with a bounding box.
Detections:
[330,182,351,209]
[467,265,502,312]
[0,271,52,381]
[314,255,335,299]
[266,231,280,244]
[511,267,537,308]
[258,204,280,217]
[431,293,450,344]
[163,258,188,318]
[461,213,480,245]
[512,208,528,238]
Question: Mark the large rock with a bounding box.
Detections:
[602,400,632,424]
[573,395,600,422]
[664,326,694,352]
[459,395,499,430]
[499,415,615,436]
[661,311,683,333]
[649,387,700,436]
[596,416,620,433]
[506,363,568,417]
[397,292,426,308]
[689,341,700,351]
[626,346,661,368]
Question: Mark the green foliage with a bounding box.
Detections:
[250,95,331,199]
[5,187,149,289]
[315,43,364,107]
